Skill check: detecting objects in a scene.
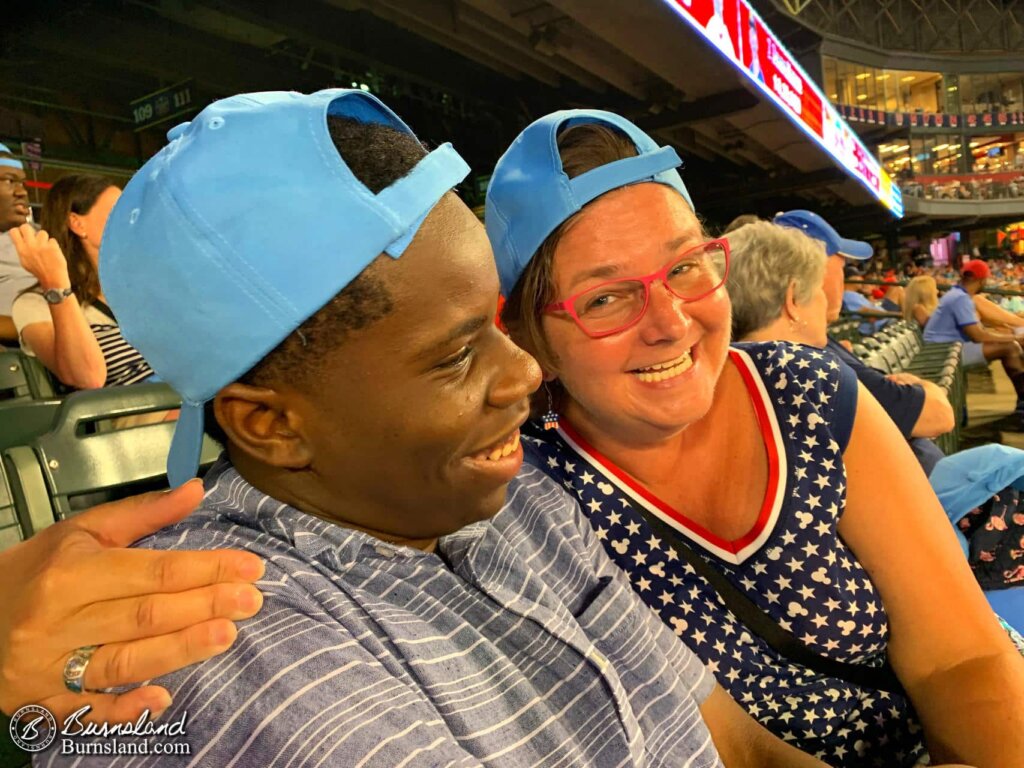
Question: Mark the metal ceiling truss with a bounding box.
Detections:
[766,0,1023,53]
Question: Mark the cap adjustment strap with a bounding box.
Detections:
[568,146,682,208]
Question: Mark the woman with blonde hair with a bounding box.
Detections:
[903,275,939,328]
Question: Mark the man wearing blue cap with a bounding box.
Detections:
[775,210,954,473]
[63,89,824,766]
[0,143,34,344]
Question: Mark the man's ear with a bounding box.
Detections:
[213,383,312,469]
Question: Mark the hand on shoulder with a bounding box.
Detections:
[0,481,265,724]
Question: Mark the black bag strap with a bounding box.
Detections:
[90,298,117,323]
[634,503,904,694]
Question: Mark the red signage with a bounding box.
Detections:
[660,0,902,216]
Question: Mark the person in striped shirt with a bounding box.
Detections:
[9,174,154,389]
[25,89,836,767]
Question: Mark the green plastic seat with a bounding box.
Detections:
[0,400,61,551]
[0,351,59,403]
[0,400,61,454]
[2,383,222,535]
[0,459,22,553]
[0,351,31,402]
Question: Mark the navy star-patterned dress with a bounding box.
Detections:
[523,341,925,767]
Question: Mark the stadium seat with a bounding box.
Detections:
[0,400,61,454]
[0,351,59,403]
[0,400,62,551]
[2,383,222,535]
[0,351,32,402]
[0,457,21,553]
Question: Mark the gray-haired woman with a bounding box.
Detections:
[725,220,829,347]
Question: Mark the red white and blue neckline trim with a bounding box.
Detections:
[557,347,787,565]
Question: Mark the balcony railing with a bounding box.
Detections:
[836,104,1024,131]
[899,172,1024,202]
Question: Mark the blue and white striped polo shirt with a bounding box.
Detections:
[40,461,720,767]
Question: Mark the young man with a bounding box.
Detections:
[924,258,1024,420]
[0,143,34,344]
[775,210,953,474]
[35,89,825,766]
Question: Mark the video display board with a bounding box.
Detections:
[663,0,904,217]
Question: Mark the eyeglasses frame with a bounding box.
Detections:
[542,237,731,339]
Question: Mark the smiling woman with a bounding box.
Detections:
[493,108,1024,767]
[7,87,837,768]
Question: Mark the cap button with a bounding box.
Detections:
[208,116,225,130]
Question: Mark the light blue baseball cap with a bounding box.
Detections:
[100,89,470,486]
[486,109,693,297]
[0,142,23,170]
[773,209,872,260]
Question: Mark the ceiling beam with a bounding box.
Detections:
[697,167,848,207]
[635,89,761,132]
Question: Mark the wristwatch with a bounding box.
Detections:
[43,287,74,305]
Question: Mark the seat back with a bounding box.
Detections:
[0,351,60,403]
[0,350,31,402]
[3,384,222,532]
[0,459,22,552]
[0,400,61,454]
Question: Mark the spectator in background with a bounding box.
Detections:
[733,218,953,476]
[0,143,34,345]
[842,266,894,335]
[903,275,939,329]
[9,174,153,389]
[924,259,1024,422]
[721,212,761,234]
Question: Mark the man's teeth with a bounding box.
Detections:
[634,349,693,383]
[486,433,520,462]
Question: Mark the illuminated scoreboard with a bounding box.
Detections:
[662,0,903,218]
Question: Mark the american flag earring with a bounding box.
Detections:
[542,384,560,431]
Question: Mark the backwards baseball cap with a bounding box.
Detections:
[0,142,23,170]
[101,89,470,486]
[486,109,692,297]
[961,259,990,279]
[773,209,872,260]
